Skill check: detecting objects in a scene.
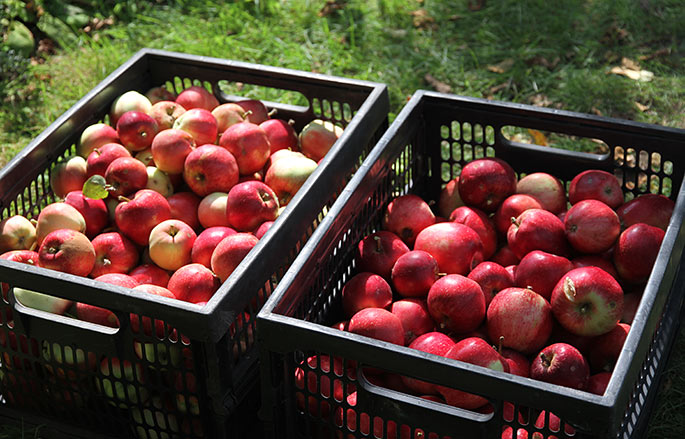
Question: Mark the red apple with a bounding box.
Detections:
[298,119,342,162]
[260,118,299,153]
[149,100,186,130]
[263,152,318,206]
[491,245,519,267]
[150,128,196,175]
[219,121,271,175]
[89,232,139,278]
[391,298,434,345]
[130,284,176,336]
[348,307,405,345]
[436,337,508,409]
[183,144,239,197]
[427,274,485,334]
[50,155,88,199]
[437,176,465,218]
[0,250,38,300]
[571,255,619,282]
[254,221,273,239]
[449,206,497,260]
[116,111,159,152]
[145,86,176,105]
[621,290,641,324]
[129,264,170,288]
[175,85,219,111]
[115,189,171,246]
[191,226,237,268]
[198,192,229,228]
[75,301,119,328]
[236,99,269,124]
[173,108,219,147]
[401,331,456,394]
[588,322,630,372]
[533,411,576,439]
[167,191,201,231]
[414,222,483,275]
[500,348,530,378]
[458,157,517,212]
[212,103,246,134]
[551,267,624,337]
[530,343,589,390]
[210,232,259,283]
[0,215,36,253]
[148,219,197,271]
[616,193,674,231]
[104,156,148,198]
[487,287,553,354]
[613,223,665,284]
[586,371,612,396]
[167,263,221,304]
[78,123,120,158]
[514,251,573,300]
[357,230,410,280]
[86,143,131,178]
[390,250,439,298]
[494,194,543,236]
[38,229,95,276]
[35,202,86,246]
[109,91,152,127]
[568,169,623,208]
[63,190,109,239]
[383,194,436,247]
[515,172,567,214]
[341,272,393,318]
[564,199,620,254]
[225,181,279,232]
[467,261,514,306]
[507,208,568,259]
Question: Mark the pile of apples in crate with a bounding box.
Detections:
[300,157,673,438]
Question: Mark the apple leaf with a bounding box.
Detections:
[82,175,109,200]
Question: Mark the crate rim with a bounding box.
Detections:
[257,89,685,433]
[0,48,390,343]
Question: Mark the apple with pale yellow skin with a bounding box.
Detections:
[145,166,174,198]
[197,192,229,228]
[109,90,152,127]
[95,357,148,407]
[264,152,317,206]
[148,219,197,271]
[149,100,186,130]
[77,123,119,158]
[34,202,86,246]
[299,119,343,162]
[134,147,155,166]
[0,215,36,253]
[151,128,196,175]
[50,155,88,199]
[211,103,246,134]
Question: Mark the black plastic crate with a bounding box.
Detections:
[0,49,389,438]
[257,90,685,439]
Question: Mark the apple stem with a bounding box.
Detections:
[374,235,382,253]
[510,216,519,226]
[288,119,296,126]
[540,352,551,368]
[437,272,448,278]
[268,108,278,117]
[498,336,504,354]
[117,196,132,203]
[30,218,38,227]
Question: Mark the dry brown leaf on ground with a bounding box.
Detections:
[526,56,560,70]
[487,58,514,74]
[319,0,348,17]
[639,47,672,61]
[591,107,603,116]
[424,74,452,94]
[468,0,486,11]
[410,9,437,30]
[487,80,511,97]
[609,57,654,82]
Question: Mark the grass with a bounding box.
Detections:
[0,0,684,437]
